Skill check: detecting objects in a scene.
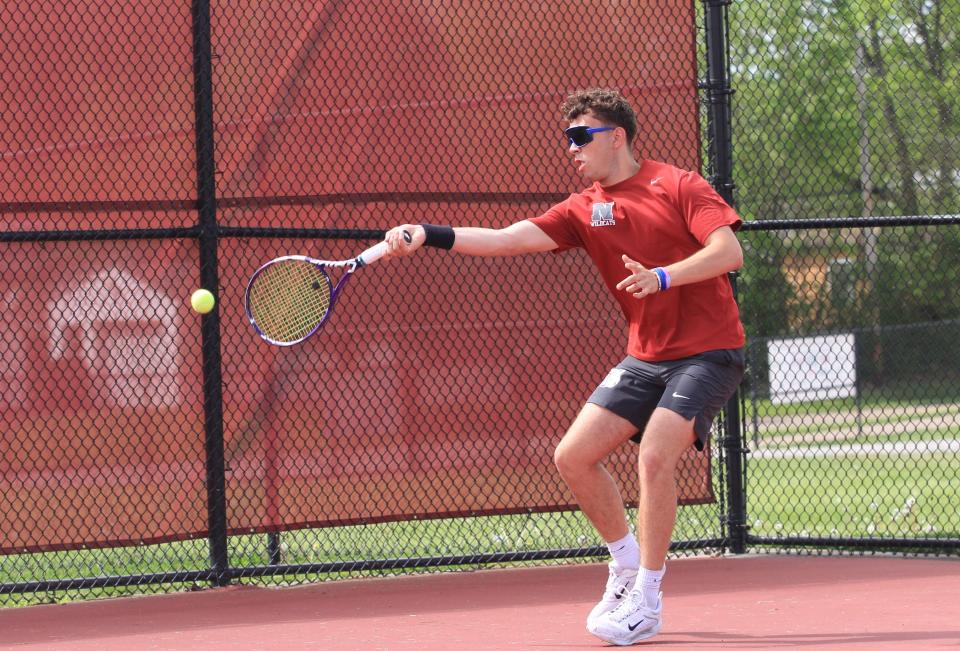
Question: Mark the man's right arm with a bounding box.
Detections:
[384,220,557,258]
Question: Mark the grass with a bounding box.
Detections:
[745,371,960,418]
[751,416,957,444]
[0,502,724,605]
[746,452,960,539]
[744,386,959,445]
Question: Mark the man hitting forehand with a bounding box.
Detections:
[383,88,745,646]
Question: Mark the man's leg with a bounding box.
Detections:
[553,402,639,541]
[635,407,697,570]
[587,407,696,645]
[554,403,643,627]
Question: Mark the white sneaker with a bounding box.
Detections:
[587,588,662,646]
[586,562,638,627]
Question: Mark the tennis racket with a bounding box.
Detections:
[244,232,409,346]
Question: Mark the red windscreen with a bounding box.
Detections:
[0,0,707,553]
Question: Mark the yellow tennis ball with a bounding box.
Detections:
[191,289,215,314]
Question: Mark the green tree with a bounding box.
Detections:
[724,0,959,335]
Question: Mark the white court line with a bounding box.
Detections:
[750,437,960,460]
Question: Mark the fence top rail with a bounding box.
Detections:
[741,214,960,230]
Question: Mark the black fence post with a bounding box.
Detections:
[702,0,735,202]
[268,532,282,565]
[702,0,748,554]
[721,274,748,554]
[191,0,230,585]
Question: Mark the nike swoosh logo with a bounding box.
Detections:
[628,619,647,631]
[672,392,689,399]
[650,177,662,185]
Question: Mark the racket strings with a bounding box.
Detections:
[249,260,332,344]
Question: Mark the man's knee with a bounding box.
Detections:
[553,437,586,479]
[637,410,697,481]
[637,446,675,481]
[554,404,637,478]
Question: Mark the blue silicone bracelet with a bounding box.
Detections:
[653,267,670,291]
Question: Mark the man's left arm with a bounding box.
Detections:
[616,226,742,298]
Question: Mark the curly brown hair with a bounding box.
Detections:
[560,88,638,146]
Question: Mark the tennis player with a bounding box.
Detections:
[383,88,745,646]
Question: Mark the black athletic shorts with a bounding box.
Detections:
[586,348,745,451]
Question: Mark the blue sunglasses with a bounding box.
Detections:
[564,125,615,147]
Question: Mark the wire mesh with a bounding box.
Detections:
[2,0,958,607]
[738,221,960,554]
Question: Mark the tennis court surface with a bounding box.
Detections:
[3,555,958,650]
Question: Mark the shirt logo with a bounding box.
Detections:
[650,176,663,185]
[590,202,616,227]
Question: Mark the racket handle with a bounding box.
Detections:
[357,241,388,266]
[356,231,412,266]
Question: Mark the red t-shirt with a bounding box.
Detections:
[529,159,745,361]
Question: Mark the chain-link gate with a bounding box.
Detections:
[2,1,958,606]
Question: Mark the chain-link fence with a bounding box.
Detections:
[729,0,960,554]
[2,1,958,606]
[738,219,960,554]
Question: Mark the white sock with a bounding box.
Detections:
[605,533,640,571]
[639,564,665,605]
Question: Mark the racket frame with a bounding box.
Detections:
[244,254,363,346]
[244,237,404,346]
